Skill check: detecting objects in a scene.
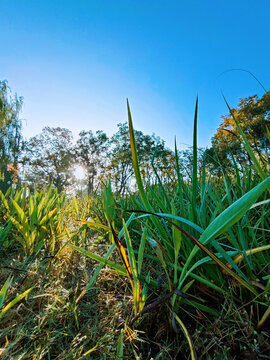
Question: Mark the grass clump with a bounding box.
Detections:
[0,96,270,359]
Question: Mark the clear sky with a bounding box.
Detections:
[0,0,269,150]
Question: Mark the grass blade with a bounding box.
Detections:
[223,95,268,181]
[0,287,34,321]
[173,312,197,360]
[192,96,198,223]
[71,245,128,277]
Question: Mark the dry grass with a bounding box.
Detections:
[1,236,270,359]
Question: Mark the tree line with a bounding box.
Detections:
[21,123,176,195]
[1,80,269,195]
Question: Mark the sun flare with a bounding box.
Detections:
[73,165,86,180]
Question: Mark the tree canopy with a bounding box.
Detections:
[75,130,109,196]
[206,91,270,174]
[2,80,269,194]
[0,80,23,192]
[23,127,75,192]
[107,122,174,195]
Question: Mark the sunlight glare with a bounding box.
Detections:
[74,165,86,180]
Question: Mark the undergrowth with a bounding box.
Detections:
[0,97,270,359]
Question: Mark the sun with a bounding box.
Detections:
[73,165,86,180]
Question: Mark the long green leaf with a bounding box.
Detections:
[179,176,270,287]
[0,275,12,309]
[10,199,28,227]
[84,213,136,292]
[127,100,171,256]
[128,210,258,295]
[0,287,33,321]
[223,95,268,181]
[127,100,149,210]
[173,312,197,360]
[192,97,198,223]
[116,330,124,359]
[198,177,270,245]
[174,139,185,211]
[133,211,204,233]
[71,245,128,277]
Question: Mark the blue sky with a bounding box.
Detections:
[0,0,269,149]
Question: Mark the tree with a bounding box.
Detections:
[180,147,205,181]
[75,130,109,196]
[107,122,172,194]
[207,91,270,173]
[0,80,23,192]
[23,127,74,192]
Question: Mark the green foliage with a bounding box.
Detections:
[207,91,270,174]
[23,127,75,192]
[0,275,33,322]
[108,121,174,195]
[51,95,265,360]
[0,185,67,255]
[0,80,23,192]
[75,130,109,195]
[1,81,270,359]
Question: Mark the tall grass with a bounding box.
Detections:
[72,97,270,358]
[0,185,67,255]
[1,97,269,359]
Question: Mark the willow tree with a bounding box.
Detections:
[0,80,23,192]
